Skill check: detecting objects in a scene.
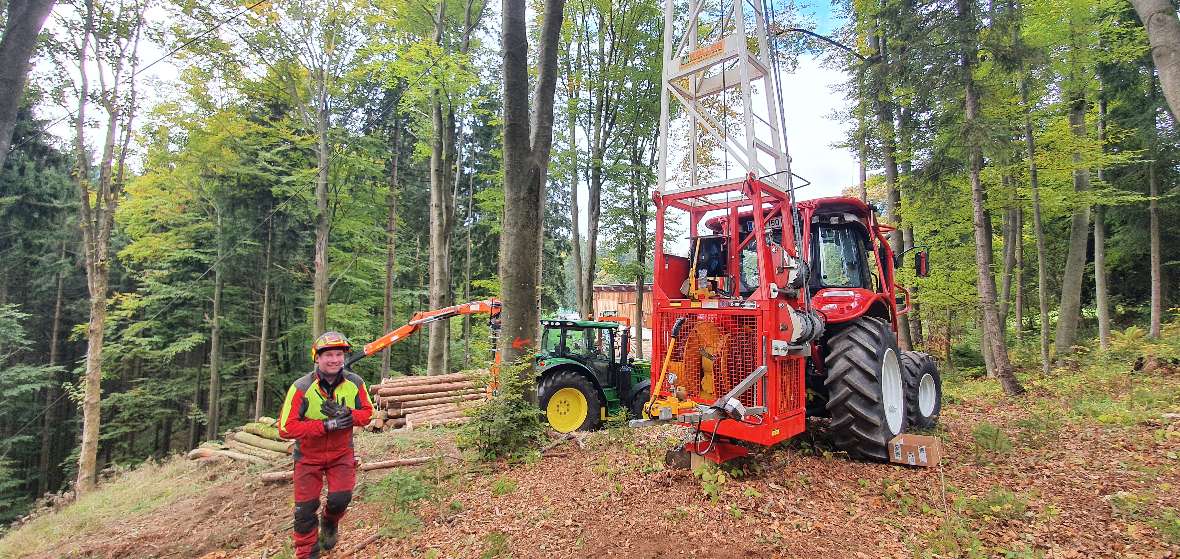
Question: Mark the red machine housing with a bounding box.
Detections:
[650,177,907,452]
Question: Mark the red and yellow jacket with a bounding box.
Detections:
[278,370,374,463]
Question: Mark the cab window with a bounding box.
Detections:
[812,224,872,290]
[541,327,563,354]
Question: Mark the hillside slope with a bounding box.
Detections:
[3,361,1178,559]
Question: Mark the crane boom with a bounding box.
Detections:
[345,299,502,367]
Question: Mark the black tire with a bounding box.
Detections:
[900,351,942,430]
[538,369,602,432]
[630,387,651,419]
[823,316,908,461]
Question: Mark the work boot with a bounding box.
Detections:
[318,518,339,551]
[305,547,320,559]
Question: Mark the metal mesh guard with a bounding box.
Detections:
[658,311,760,407]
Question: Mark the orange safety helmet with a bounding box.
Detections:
[311,331,352,361]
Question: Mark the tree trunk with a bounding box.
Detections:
[1013,206,1024,343]
[1149,160,1162,338]
[1131,0,1180,121]
[254,221,272,419]
[0,0,57,172]
[870,30,910,351]
[500,0,566,392]
[463,168,475,367]
[1023,78,1050,375]
[565,48,587,319]
[427,0,457,376]
[383,116,401,378]
[1053,97,1091,358]
[960,0,1022,396]
[312,80,331,338]
[414,235,423,368]
[38,240,66,495]
[1094,98,1110,351]
[999,200,1017,335]
[206,207,223,440]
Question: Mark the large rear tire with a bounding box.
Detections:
[538,370,602,433]
[824,316,908,461]
[900,351,942,430]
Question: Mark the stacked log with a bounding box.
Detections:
[366,373,485,431]
[187,416,294,465]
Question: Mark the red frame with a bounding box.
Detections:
[651,182,903,449]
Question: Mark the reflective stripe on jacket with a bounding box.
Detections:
[278,370,374,463]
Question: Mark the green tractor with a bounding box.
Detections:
[535,319,652,432]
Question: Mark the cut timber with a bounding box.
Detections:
[375,381,475,398]
[232,431,294,454]
[241,422,285,441]
[398,392,484,410]
[260,456,438,483]
[388,387,481,404]
[187,447,270,466]
[414,416,471,429]
[375,372,471,388]
[226,440,290,462]
[257,416,277,426]
[405,405,470,422]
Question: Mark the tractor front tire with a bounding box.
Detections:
[630,387,651,419]
[900,351,942,430]
[824,316,908,461]
[538,370,602,433]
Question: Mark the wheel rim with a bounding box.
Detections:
[881,348,903,435]
[918,373,936,417]
[547,387,588,433]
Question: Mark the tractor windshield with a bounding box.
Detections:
[541,327,563,354]
[565,327,614,363]
[813,224,872,290]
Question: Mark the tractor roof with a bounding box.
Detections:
[797,196,873,220]
[702,196,874,232]
[541,319,620,329]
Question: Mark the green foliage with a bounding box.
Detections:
[961,488,1030,521]
[363,469,436,539]
[692,463,728,503]
[481,530,510,559]
[456,359,547,461]
[489,477,517,497]
[970,423,1013,462]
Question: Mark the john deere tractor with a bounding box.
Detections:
[535,319,652,433]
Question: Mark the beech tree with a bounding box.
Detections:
[499,0,566,382]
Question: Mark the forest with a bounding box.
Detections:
[0,0,1177,534]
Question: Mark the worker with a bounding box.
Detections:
[278,331,374,559]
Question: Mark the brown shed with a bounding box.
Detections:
[591,283,652,329]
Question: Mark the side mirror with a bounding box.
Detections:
[915,250,930,278]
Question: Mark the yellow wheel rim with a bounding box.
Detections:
[546,387,588,433]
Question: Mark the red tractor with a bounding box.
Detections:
[638,0,942,463]
[638,176,941,463]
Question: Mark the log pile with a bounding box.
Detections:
[187,416,294,465]
[366,373,485,432]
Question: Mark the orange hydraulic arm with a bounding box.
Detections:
[345,299,502,368]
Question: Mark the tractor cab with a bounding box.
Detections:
[535,319,650,433]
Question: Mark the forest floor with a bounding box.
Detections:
[2,355,1179,559]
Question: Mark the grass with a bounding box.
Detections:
[362,469,436,539]
[0,456,218,558]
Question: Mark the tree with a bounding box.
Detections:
[1131,0,1180,120]
[0,0,56,172]
[959,0,1023,396]
[499,0,566,382]
[60,0,149,494]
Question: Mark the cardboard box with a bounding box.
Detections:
[888,434,942,468]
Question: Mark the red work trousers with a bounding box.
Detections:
[292,451,356,559]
